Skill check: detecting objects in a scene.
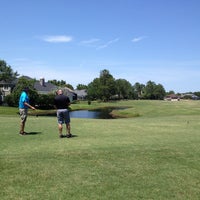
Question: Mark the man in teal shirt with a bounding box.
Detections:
[19,87,35,135]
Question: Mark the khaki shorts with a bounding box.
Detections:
[19,109,28,122]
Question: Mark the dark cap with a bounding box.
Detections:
[23,87,29,92]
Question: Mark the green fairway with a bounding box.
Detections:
[0,100,200,199]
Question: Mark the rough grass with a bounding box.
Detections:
[0,100,200,199]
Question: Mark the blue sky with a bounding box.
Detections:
[0,0,200,93]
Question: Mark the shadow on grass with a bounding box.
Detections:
[25,131,42,135]
[60,134,78,138]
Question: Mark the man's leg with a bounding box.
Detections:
[58,123,63,137]
[64,110,71,137]
[66,123,72,137]
[66,123,70,134]
[57,110,64,138]
[20,121,25,134]
[19,109,27,135]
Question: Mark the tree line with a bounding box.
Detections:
[87,69,166,101]
[1,59,199,107]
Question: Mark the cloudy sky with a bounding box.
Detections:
[0,0,200,92]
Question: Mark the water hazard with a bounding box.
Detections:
[35,107,126,119]
[70,108,114,119]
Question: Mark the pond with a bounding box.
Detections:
[35,107,126,119]
[70,108,115,119]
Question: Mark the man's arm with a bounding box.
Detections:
[24,102,36,110]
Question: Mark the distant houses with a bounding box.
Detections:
[1,76,200,103]
[164,93,200,101]
[164,94,180,101]
[181,93,200,100]
[74,89,87,100]
[60,87,77,102]
[0,76,81,103]
[34,77,78,101]
[0,79,16,102]
[34,78,57,94]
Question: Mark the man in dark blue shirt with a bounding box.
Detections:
[54,89,71,138]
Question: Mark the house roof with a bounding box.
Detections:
[74,89,87,97]
[165,94,180,99]
[34,81,57,94]
[0,79,17,85]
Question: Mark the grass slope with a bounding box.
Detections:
[0,100,200,199]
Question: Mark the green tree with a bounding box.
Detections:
[142,81,166,100]
[154,84,166,100]
[0,60,19,82]
[99,69,116,101]
[87,78,101,100]
[194,91,200,97]
[36,93,55,109]
[65,84,74,90]
[115,79,133,99]
[5,77,38,107]
[76,84,88,90]
[48,80,74,90]
[142,81,156,99]
[48,79,66,87]
[87,69,116,101]
[132,82,145,99]
[167,90,175,95]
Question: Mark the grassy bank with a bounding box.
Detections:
[0,100,200,199]
[1,99,200,118]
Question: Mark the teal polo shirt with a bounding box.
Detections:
[19,91,29,109]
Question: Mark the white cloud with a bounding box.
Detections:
[79,38,101,48]
[79,37,119,49]
[132,36,146,43]
[97,38,119,50]
[42,35,73,43]
[80,38,100,45]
